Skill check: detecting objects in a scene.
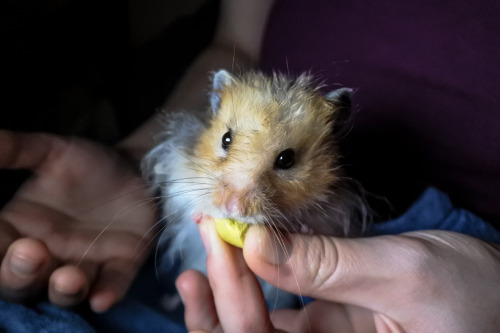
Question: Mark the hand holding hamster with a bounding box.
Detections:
[0,131,156,312]
[178,217,500,333]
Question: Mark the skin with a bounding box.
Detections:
[0,131,155,312]
[178,218,500,333]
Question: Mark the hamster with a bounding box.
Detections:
[143,70,368,309]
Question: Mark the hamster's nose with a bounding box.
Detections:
[213,184,250,216]
[224,194,240,215]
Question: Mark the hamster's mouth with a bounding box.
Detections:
[198,204,313,234]
[217,214,264,225]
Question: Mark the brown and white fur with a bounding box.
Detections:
[142,70,368,309]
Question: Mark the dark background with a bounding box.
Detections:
[0,0,218,206]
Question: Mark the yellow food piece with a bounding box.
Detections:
[214,218,249,248]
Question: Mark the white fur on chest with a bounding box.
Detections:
[143,112,209,272]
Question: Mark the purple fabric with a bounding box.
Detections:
[260,0,500,226]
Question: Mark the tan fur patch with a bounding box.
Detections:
[194,71,344,220]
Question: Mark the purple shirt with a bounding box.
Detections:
[260,0,500,227]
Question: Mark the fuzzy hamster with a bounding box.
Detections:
[143,70,367,309]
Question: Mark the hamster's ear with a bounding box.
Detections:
[325,87,353,134]
[211,70,235,113]
[326,87,352,110]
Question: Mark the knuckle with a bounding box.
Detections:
[395,236,444,294]
[301,235,339,292]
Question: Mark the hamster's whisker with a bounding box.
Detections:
[168,144,220,181]
[159,186,214,195]
[161,175,214,183]
[186,165,219,182]
[266,205,299,234]
[164,179,213,186]
[310,201,329,219]
[262,223,285,312]
[267,217,312,331]
[148,177,214,188]
[77,196,162,266]
[153,220,175,280]
[261,218,310,317]
[76,183,156,216]
[165,190,213,203]
[163,194,212,265]
[152,192,211,279]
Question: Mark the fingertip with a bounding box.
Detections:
[175,270,194,294]
[242,225,265,261]
[197,215,226,256]
[6,238,51,275]
[49,265,89,308]
[0,238,53,300]
[89,267,135,312]
[176,270,218,332]
[89,290,116,313]
[243,226,292,267]
[50,265,87,294]
[176,270,209,305]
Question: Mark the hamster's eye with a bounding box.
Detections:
[275,149,295,169]
[222,131,232,151]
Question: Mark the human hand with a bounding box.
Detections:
[0,130,156,312]
[177,218,500,332]
[176,217,281,333]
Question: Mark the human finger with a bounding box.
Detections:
[0,221,19,257]
[176,270,219,332]
[243,226,436,310]
[86,256,142,313]
[198,218,275,333]
[0,237,54,302]
[0,130,61,171]
[48,265,92,308]
[48,244,147,312]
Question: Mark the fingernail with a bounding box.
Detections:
[197,217,224,255]
[90,293,112,313]
[191,212,203,224]
[10,254,40,276]
[248,227,292,266]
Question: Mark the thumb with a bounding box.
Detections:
[243,226,423,309]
